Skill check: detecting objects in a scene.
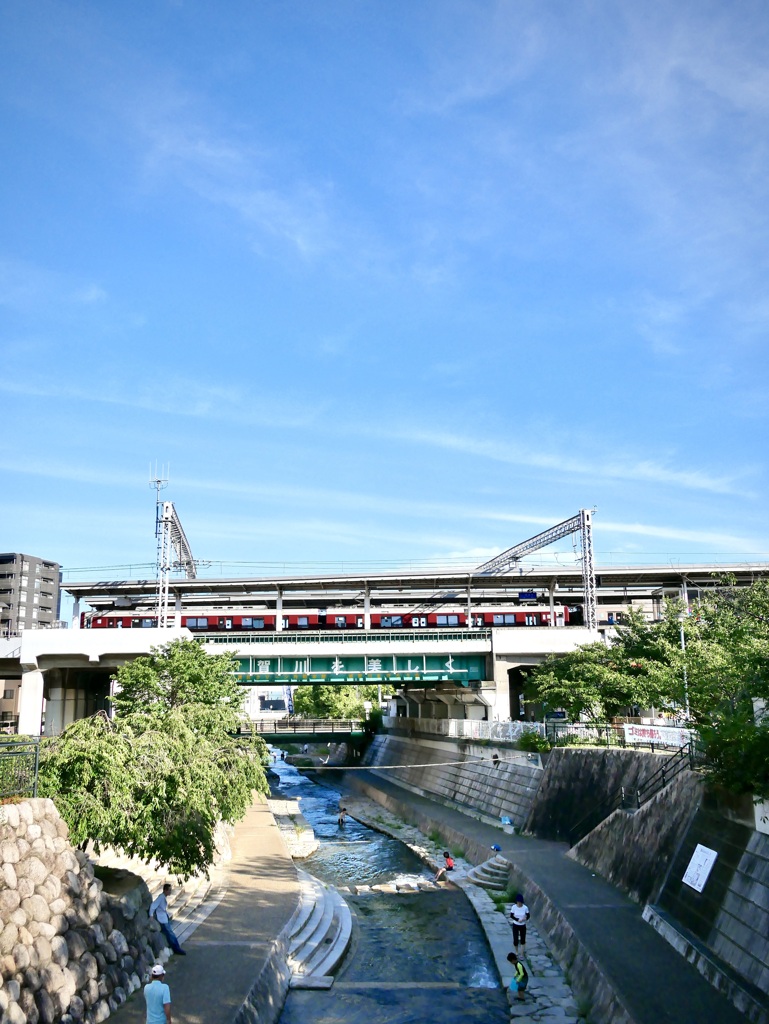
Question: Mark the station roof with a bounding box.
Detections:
[63,561,769,608]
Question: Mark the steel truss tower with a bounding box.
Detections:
[476,509,597,630]
[151,475,197,627]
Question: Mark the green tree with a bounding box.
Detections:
[38,640,268,877]
[292,683,380,719]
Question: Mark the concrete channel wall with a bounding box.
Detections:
[363,732,542,828]
[362,730,769,1023]
[343,771,636,1024]
[569,770,705,905]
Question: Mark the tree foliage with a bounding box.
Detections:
[38,640,268,877]
[292,683,380,719]
[525,579,769,796]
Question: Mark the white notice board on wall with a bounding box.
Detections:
[682,844,718,892]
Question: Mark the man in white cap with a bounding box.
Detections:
[144,964,172,1024]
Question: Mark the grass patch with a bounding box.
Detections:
[428,829,443,844]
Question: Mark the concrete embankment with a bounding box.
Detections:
[352,732,753,1024]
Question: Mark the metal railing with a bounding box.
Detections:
[383,716,543,744]
[567,741,697,846]
[241,718,364,735]
[205,629,492,645]
[545,721,689,752]
[0,737,40,799]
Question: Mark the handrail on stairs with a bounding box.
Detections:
[567,741,697,847]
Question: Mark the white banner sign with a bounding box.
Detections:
[683,844,718,892]
[623,724,691,747]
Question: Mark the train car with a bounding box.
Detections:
[80,603,576,630]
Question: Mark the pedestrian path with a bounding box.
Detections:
[109,797,300,1024]
[338,769,748,1024]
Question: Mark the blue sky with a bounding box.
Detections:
[2,0,768,587]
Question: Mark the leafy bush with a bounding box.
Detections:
[518,731,551,752]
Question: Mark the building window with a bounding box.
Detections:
[3,690,13,700]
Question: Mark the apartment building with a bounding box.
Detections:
[0,552,61,635]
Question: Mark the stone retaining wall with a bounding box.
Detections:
[0,799,167,1024]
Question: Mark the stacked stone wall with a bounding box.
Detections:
[0,799,167,1024]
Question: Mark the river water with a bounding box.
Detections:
[269,756,510,1024]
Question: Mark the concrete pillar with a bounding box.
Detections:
[466,581,472,628]
[18,668,45,736]
[549,578,557,627]
[492,656,513,721]
[72,598,81,630]
[364,588,371,631]
[276,588,283,631]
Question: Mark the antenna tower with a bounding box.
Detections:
[150,464,197,628]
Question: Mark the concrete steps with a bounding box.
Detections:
[467,854,512,891]
[93,848,226,954]
[287,869,352,988]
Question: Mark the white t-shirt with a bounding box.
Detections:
[510,903,530,925]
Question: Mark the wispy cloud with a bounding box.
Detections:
[381,427,750,496]
[0,376,323,430]
[0,258,108,313]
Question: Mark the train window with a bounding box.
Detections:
[473,615,484,626]
[242,617,252,627]
[447,614,459,626]
[391,615,402,627]
[381,616,392,627]
[253,617,265,629]
[504,614,516,624]
[493,614,504,625]
[436,615,447,625]
[132,618,141,627]
[141,619,155,627]
[525,614,537,626]
[297,616,309,628]
[335,616,346,627]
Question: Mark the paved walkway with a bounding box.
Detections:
[335,770,747,1024]
[111,797,299,1024]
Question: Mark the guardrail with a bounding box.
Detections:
[206,629,492,645]
[0,737,40,799]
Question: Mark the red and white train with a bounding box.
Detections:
[81,604,582,631]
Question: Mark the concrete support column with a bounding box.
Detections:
[549,578,557,627]
[492,656,513,721]
[72,598,81,630]
[466,581,473,628]
[364,588,371,631]
[276,588,283,631]
[18,668,45,736]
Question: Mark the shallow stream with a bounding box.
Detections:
[270,755,510,1024]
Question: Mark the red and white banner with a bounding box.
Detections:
[623,723,691,746]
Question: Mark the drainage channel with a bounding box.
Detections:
[269,755,510,1024]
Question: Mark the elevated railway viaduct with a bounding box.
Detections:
[3,561,767,736]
